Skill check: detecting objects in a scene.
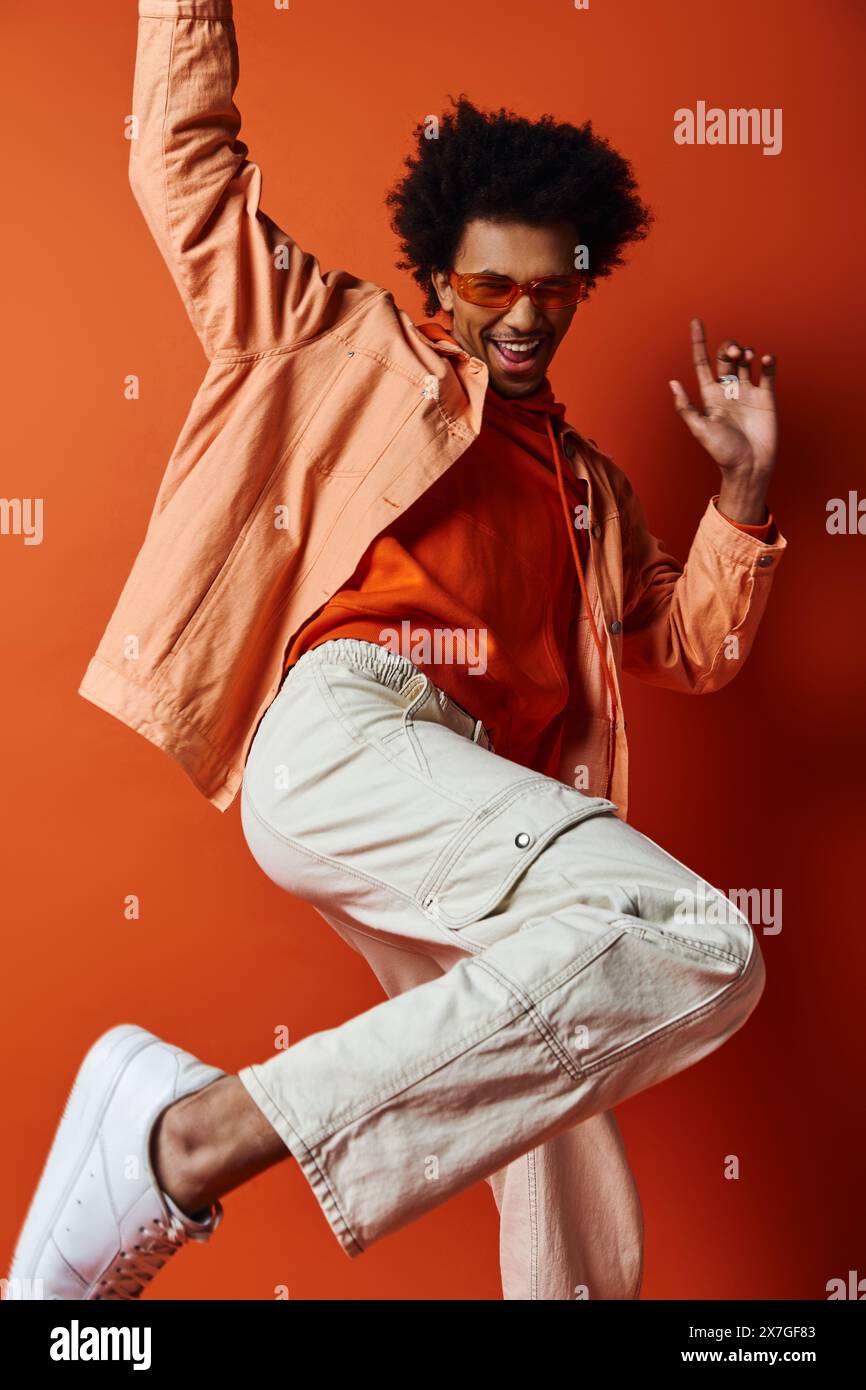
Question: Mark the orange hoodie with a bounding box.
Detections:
[284,322,774,773]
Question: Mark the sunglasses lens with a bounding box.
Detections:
[532,281,584,308]
[462,276,513,307]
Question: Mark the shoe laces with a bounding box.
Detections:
[94,1206,221,1301]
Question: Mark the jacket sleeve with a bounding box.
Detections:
[129,0,380,360]
[617,468,788,694]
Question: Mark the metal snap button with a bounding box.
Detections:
[757,554,773,567]
[514,832,532,848]
[346,350,354,357]
[610,619,622,634]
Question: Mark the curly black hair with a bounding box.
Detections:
[386,95,653,317]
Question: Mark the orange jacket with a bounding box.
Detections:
[77,0,787,821]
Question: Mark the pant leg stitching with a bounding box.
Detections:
[474,921,629,1017]
[469,922,760,1085]
[291,926,628,1145]
[470,955,587,1082]
[576,943,762,1080]
[619,914,747,968]
[311,659,476,812]
[417,782,615,914]
[299,998,531,1147]
[242,1070,365,1258]
[241,783,486,958]
[527,1148,539,1300]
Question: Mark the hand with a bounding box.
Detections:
[669,318,778,525]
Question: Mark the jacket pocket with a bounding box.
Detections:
[416,778,617,930]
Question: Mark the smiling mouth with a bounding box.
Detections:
[486,335,550,373]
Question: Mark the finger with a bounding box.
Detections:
[738,347,754,384]
[716,339,742,381]
[758,352,776,393]
[690,318,714,391]
[669,379,708,442]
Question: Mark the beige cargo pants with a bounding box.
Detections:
[237,637,765,1299]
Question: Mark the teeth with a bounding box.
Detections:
[495,339,541,353]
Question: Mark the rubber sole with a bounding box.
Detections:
[5,1024,165,1299]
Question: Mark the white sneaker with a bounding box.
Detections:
[4,1024,228,1300]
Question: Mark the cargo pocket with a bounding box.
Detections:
[416,777,617,932]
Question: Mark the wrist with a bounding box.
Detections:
[717,470,771,525]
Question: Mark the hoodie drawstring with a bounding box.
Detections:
[414,319,620,791]
[545,414,619,786]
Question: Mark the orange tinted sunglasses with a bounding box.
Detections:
[448,269,586,310]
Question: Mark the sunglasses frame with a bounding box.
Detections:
[448,268,587,310]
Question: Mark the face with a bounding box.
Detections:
[430,218,581,398]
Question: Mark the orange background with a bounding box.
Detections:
[2,0,864,1299]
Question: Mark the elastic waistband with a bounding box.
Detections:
[288,638,493,751]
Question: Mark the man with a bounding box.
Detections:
[7,0,785,1302]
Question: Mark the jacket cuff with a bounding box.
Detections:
[138,0,232,18]
[700,494,787,573]
[715,499,774,538]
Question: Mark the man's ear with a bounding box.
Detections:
[430,269,453,313]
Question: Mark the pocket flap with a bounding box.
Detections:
[417,778,617,929]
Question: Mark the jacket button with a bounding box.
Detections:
[592,523,602,539]
[610,620,622,634]
[757,554,773,567]
[514,832,532,848]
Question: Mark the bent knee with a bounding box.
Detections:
[704,924,766,1047]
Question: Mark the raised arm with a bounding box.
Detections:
[617,469,787,694]
[129,0,379,359]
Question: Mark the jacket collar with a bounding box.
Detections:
[411,320,601,484]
